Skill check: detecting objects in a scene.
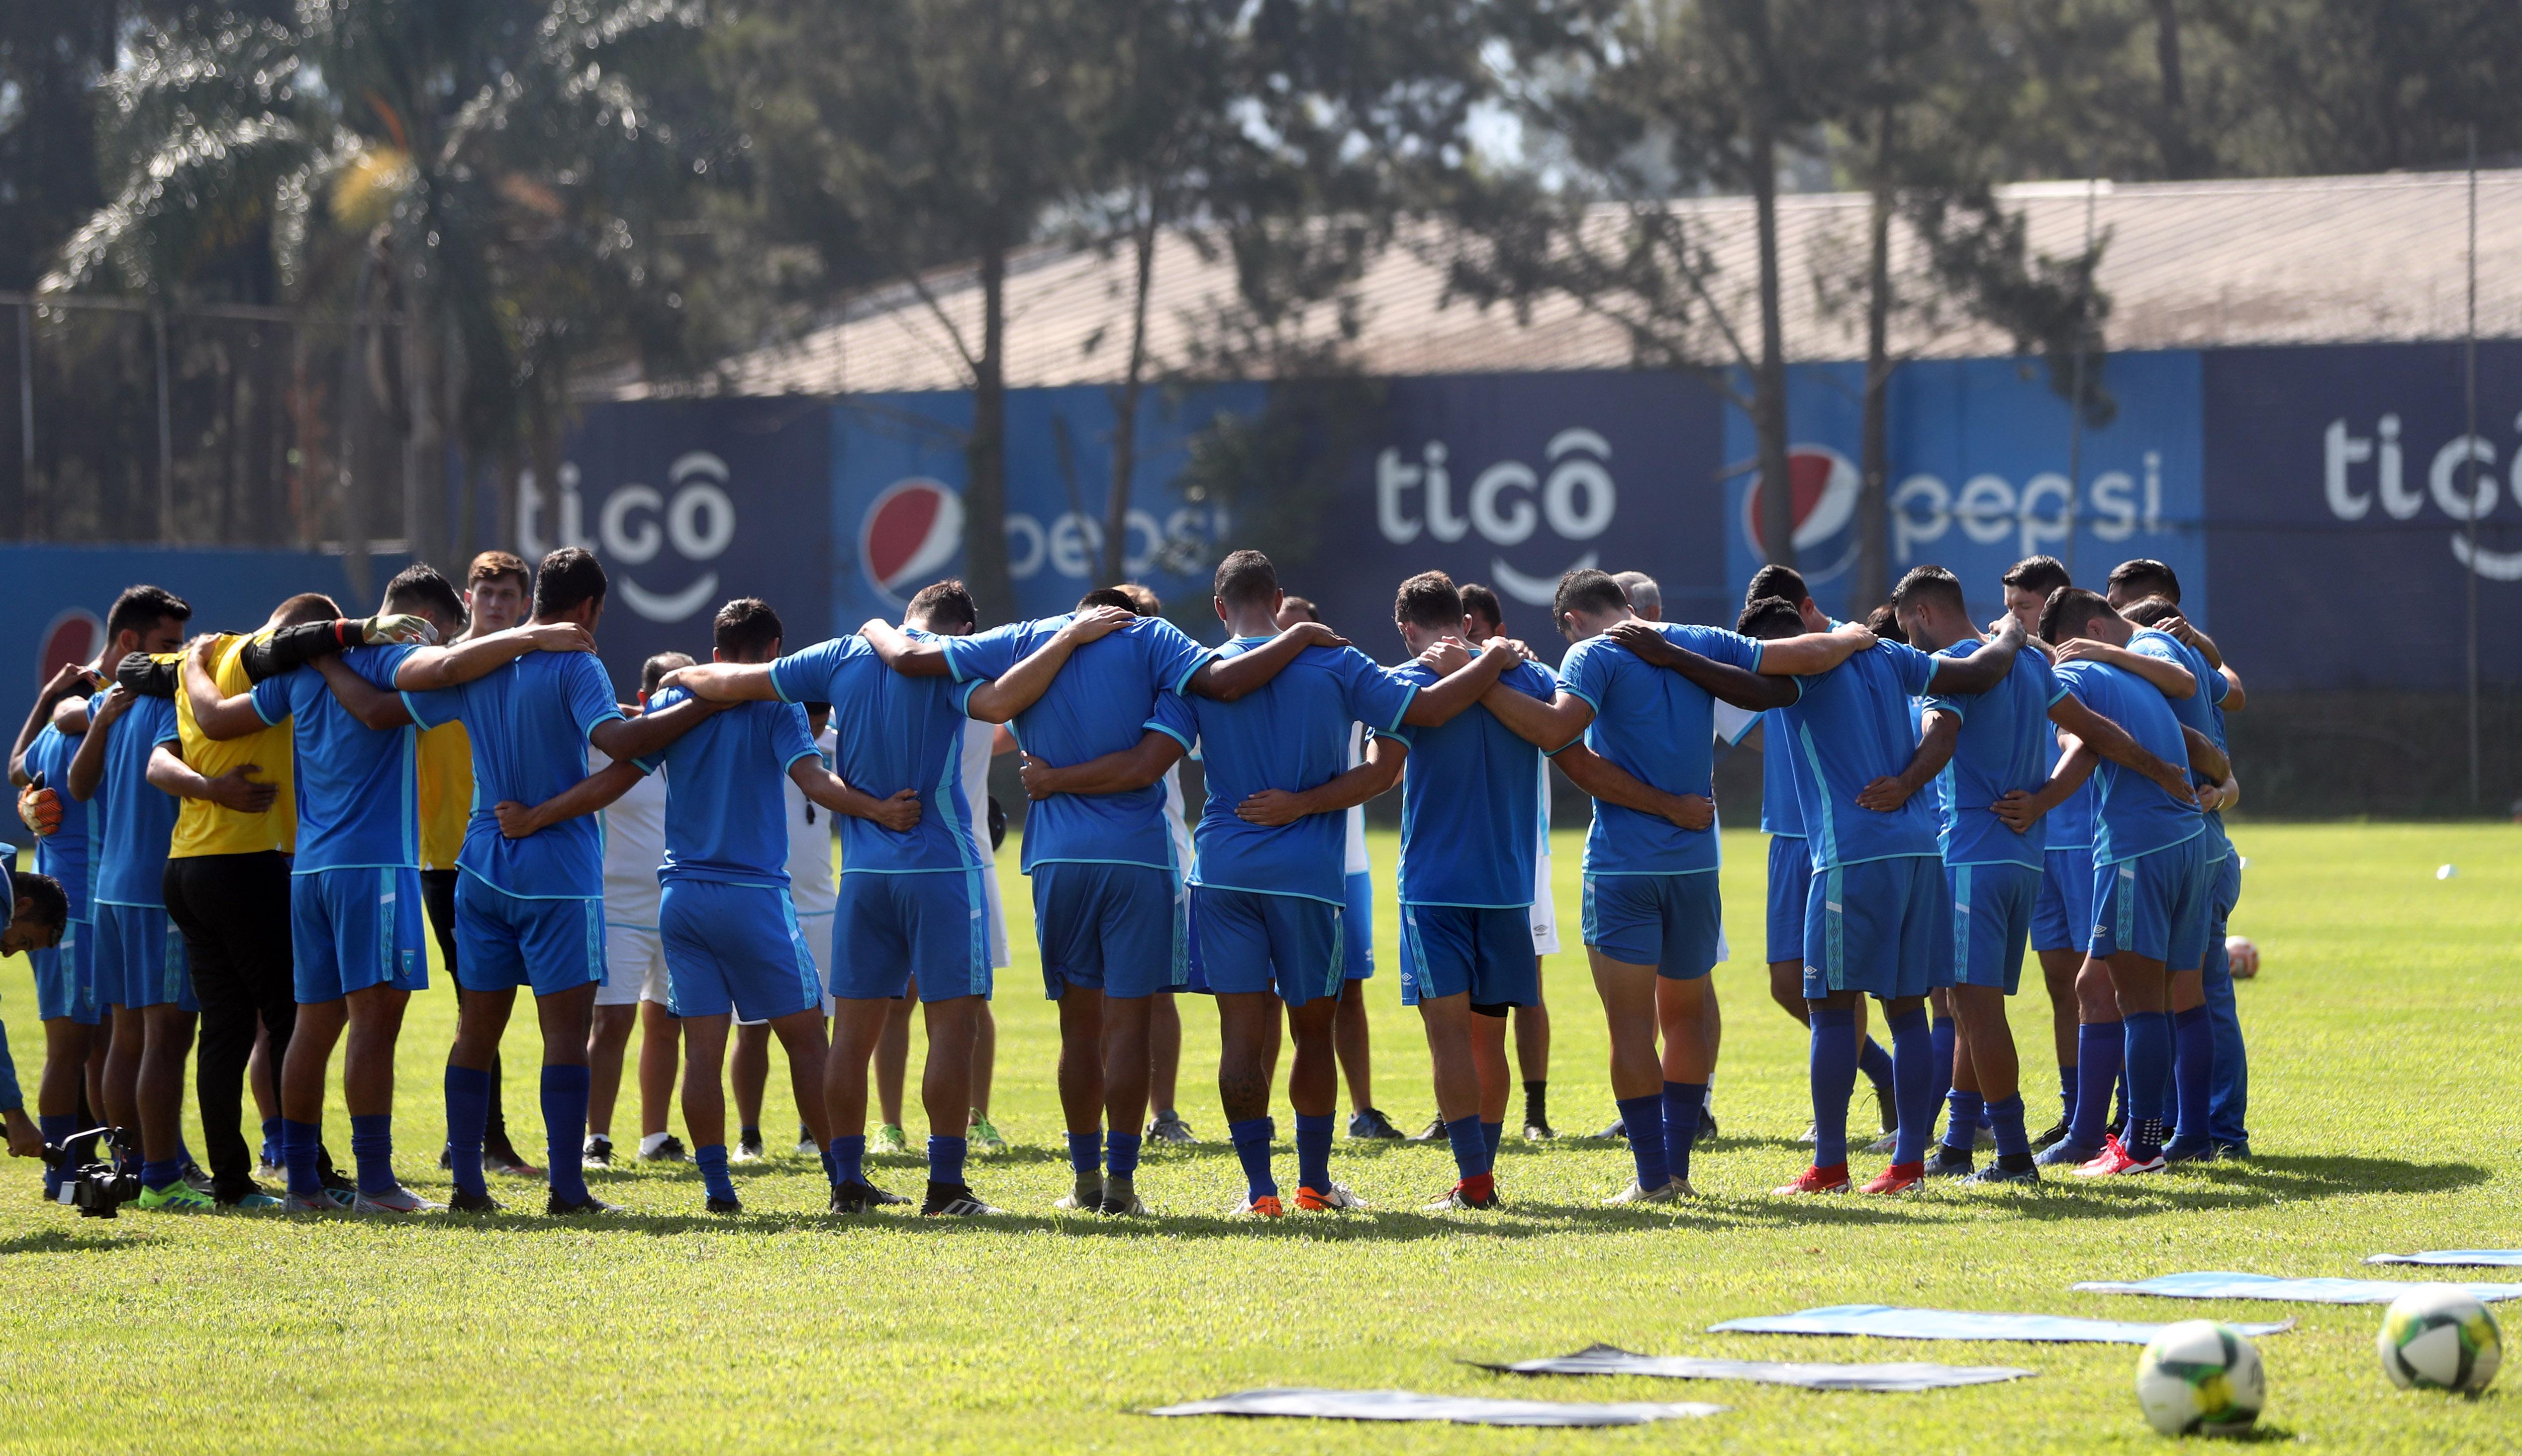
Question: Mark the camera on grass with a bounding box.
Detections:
[45,1128,138,1219]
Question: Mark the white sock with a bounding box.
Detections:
[639,1131,672,1156]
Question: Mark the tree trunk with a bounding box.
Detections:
[963,238,1016,625]
[1749,98,1795,569]
[1103,195,1159,584]
[2149,0,2198,178]
[400,314,447,571]
[1855,108,1895,609]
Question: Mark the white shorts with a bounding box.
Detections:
[738,911,838,1026]
[598,925,669,1007]
[1530,851,1562,955]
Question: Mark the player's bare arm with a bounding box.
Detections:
[589,691,729,762]
[858,617,952,676]
[312,654,414,730]
[656,661,780,703]
[1399,637,1519,726]
[182,638,279,741]
[64,685,129,803]
[1606,621,1798,710]
[1236,735,1405,827]
[1020,729,1187,801]
[2053,636,2195,698]
[1755,623,1879,676]
[2157,613,2225,670]
[1480,681,1593,753]
[1550,742,1713,831]
[789,759,923,833]
[1187,619,1349,701]
[2182,725,2232,785]
[961,606,1136,723]
[146,739,277,815]
[1921,615,2026,696]
[392,621,592,693]
[496,759,645,839]
[1993,736,2099,833]
[1858,709,1959,812]
[10,660,99,786]
[2047,693,2197,807]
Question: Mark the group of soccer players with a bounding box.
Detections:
[0,534,2250,1217]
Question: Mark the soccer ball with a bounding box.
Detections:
[2225,935,2259,980]
[2136,1319,2266,1436]
[2377,1286,2502,1393]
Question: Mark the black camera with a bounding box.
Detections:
[45,1127,138,1219]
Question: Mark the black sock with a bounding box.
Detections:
[1998,1151,2036,1172]
[1522,1080,1547,1126]
[2131,1117,2168,1160]
[741,1125,761,1141]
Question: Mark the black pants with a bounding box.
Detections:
[420,869,509,1147]
[163,851,298,1200]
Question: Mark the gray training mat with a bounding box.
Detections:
[1470,1343,2033,1391]
[1145,1389,1726,1426]
[2074,1272,2522,1304]
[2367,1250,2522,1269]
[1709,1304,2296,1345]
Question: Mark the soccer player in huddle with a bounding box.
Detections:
[581,651,687,1170]
[1459,582,1557,1141]
[1997,555,2091,1144]
[0,853,73,1160]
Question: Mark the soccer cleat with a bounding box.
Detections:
[136,1182,218,1213]
[732,1131,764,1164]
[1522,1118,1556,1141]
[1773,1164,1853,1196]
[1962,1161,2042,1187]
[581,1135,614,1169]
[1052,1176,1104,1212]
[2034,1138,2101,1168]
[484,1139,543,1178]
[920,1181,1004,1216]
[179,1159,214,1196]
[1603,1178,1682,1205]
[1875,1086,1899,1134]
[1924,1144,1976,1180]
[1407,1116,1446,1142]
[1100,1181,1148,1217]
[446,1188,504,1214]
[872,1123,909,1153]
[2031,1118,2072,1149]
[1146,1110,1197,1145]
[1861,1161,1926,1195]
[1597,1116,1627,1141]
[2213,1140,2252,1161]
[2072,1137,2166,1179]
[827,1180,895,1215]
[226,1191,284,1211]
[638,1135,687,1163]
[351,1186,445,1214]
[546,1191,627,1215]
[255,1152,285,1184]
[1294,1183,1368,1212]
[1974,1124,1998,1149]
[795,1124,817,1156]
[2161,1138,2217,1165]
[1347,1107,1405,1140]
[279,1190,334,1213]
[1226,1193,1285,1218]
[967,1118,1008,1154]
[1864,1132,1899,1155]
[1797,1121,1818,1145]
[1698,1107,1719,1140]
[705,1195,743,1215]
[1424,1181,1501,1212]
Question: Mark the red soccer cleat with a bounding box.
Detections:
[2072,1136,2166,1178]
[1860,1160,1925,1195]
[1773,1163,1853,1196]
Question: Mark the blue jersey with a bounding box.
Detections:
[1558,623,1764,876]
[403,651,624,899]
[2128,627,2233,856]
[1775,641,1942,870]
[771,631,982,875]
[1185,638,1417,904]
[87,693,181,908]
[1926,641,2064,868]
[250,645,420,873]
[2050,658,2202,866]
[1760,709,1804,836]
[942,614,1211,872]
[24,724,94,920]
[1391,657,1556,907]
[632,689,818,888]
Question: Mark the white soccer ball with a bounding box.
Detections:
[2136,1319,2266,1437]
[2377,1286,2502,1393]
[2225,935,2259,980]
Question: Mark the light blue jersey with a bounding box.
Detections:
[1391,656,1557,907]
[88,693,181,909]
[770,631,981,876]
[24,725,93,920]
[1926,642,2064,868]
[2050,658,2202,866]
[1775,641,1943,870]
[2127,626,2233,859]
[941,614,1211,872]
[1185,638,1417,905]
[1558,623,1764,876]
[632,689,819,888]
[404,652,624,900]
[1760,708,1805,837]
[250,644,421,872]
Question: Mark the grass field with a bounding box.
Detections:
[0,822,2515,1453]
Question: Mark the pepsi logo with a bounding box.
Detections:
[861,478,965,604]
[1741,444,1863,583]
[37,609,101,688]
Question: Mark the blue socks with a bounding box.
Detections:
[1857,1035,1895,1092]
[38,1114,71,1166]
[829,1134,866,1187]
[540,1064,592,1204]
[349,1113,395,1196]
[2068,1022,2124,1149]
[2172,1006,2213,1146]
[1107,1130,1142,1180]
[1808,1008,1859,1168]
[140,1157,181,1193]
[1886,1007,1933,1166]
[2122,1011,2172,1157]
[696,1143,735,1203]
[1444,1115,1486,1183]
[1942,1088,1984,1153]
[1295,1112,1334,1192]
[1228,1117,1277,1199]
[2059,1063,2078,1122]
[1480,1121,1502,1170]
[1065,1131,1101,1176]
[1662,1081,1707,1185]
[1614,1093,1668,1190]
[1928,1016,1958,1142]
[444,1064,492,1198]
[1988,1093,2031,1160]
[283,1118,324,1198]
[259,1115,282,1168]
[929,1134,969,1188]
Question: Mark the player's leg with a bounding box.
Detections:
[2162,847,2216,1162]
[442,876,533,1209]
[874,993,912,1147]
[1053,986,1108,1208]
[822,996,900,1209]
[916,994,992,1212]
[1952,864,2041,1184]
[1196,887,1287,1214]
[636,998,682,1158]
[425,868,518,1175]
[1402,905,1491,1207]
[1097,994,1155,1214]
[1582,872,1675,1201]
[531,980,603,1211]
[678,1014,739,1211]
[247,1027,279,1178]
[585,922,648,1164]
[1263,891,1351,1210]
[966,1002,1002,1151]
[2200,852,2249,1156]
[764,1007,830,1160]
[1865,857,1951,1190]
[1926,986,1957,1151]
[1650,873,1723,1194]
[135,1002,199,1201]
[278,991,347,1209]
[339,983,417,1206]
[2031,844,2094,1145]
[1512,988,1551,1138]
[900,869,1000,1214]
[728,1023,770,1160]
[35,1016,92,1196]
[1332,869,1396,1141]
[1145,991,1190,1143]
[1475,1010,1513,1147]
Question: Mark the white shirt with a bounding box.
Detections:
[786,724,839,917]
[593,742,668,931]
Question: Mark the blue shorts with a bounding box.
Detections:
[2209,850,2242,925]
[31,919,100,1025]
[1803,856,1951,1001]
[833,870,991,1003]
[1032,863,1185,1000]
[2031,845,2094,954]
[453,873,605,998]
[1187,886,1343,1008]
[659,879,824,1022]
[1766,835,1812,963]
[94,903,196,1012]
[1341,870,1375,980]
[1581,872,1722,979]
[292,867,428,1004]
[2089,835,2211,968]
[1947,861,2040,994]
[1398,904,1539,1011]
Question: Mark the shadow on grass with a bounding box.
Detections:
[0,1226,163,1255]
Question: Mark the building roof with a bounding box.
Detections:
[618,167,2522,399]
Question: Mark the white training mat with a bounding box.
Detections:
[1709,1304,2295,1345]
[2073,1272,2522,1305]
[2367,1250,2522,1269]
[1145,1389,1725,1427]
[1469,1343,2033,1391]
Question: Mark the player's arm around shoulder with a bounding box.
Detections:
[498,758,646,839]
[1188,619,1347,701]
[1020,728,1189,801]
[1609,620,1798,710]
[2046,686,2195,807]
[183,637,273,742]
[790,755,923,833]
[1754,621,1878,677]
[1549,740,1711,831]
[1922,615,2025,697]
[1234,732,1405,828]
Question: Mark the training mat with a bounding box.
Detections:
[2367,1251,2522,1269]
[1708,1305,2294,1344]
[1469,1343,2033,1391]
[1143,1389,1725,1426]
[2074,1272,2522,1304]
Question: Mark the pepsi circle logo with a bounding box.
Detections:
[37,608,101,688]
[860,478,965,604]
[1742,444,1863,584]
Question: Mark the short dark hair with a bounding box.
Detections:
[1213,550,1279,610]
[1890,564,1966,619]
[713,597,784,660]
[905,579,977,631]
[273,592,342,627]
[2107,557,2181,604]
[1280,595,1319,623]
[1393,571,1462,631]
[2002,554,2072,599]
[1864,603,1907,643]
[2039,586,2116,645]
[534,547,608,618]
[1076,587,1138,614]
[1736,596,1804,639]
[1116,583,1162,617]
[106,585,190,645]
[2118,594,2182,628]
[641,651,695,695]
[11,871,68,936]
[467,551,531,592]
[383,564,465,627]
[1554,568,1628,623]
[1459,583,1504,629]
[1746,564,1809,607]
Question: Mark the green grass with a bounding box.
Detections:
[0,822,2515,1453]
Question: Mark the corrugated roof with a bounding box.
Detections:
[620,168,2522,399]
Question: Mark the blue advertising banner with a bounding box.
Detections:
[1723,352,2207,630]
